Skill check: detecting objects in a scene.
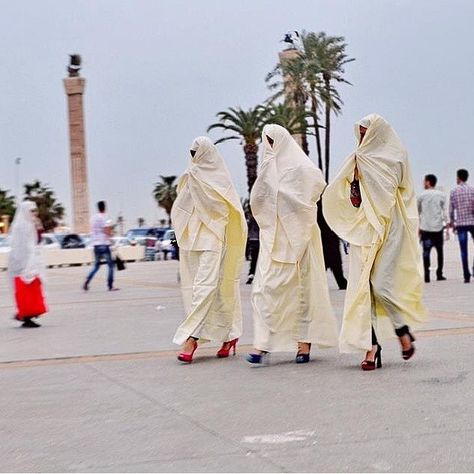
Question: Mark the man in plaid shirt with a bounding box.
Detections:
[449,169,474,283]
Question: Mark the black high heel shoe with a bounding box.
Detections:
[361,344,382,371]
[295,343,311,364]
[395,325,416,360]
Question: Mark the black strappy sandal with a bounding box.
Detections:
[361,344,382,371]
[395,325,416,360]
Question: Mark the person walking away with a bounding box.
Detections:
[418,174,447,282]
[8,201,47,328]
[449,169,474,283]
[247,124,338,365]
[323,114,427,370]
[317,203,348,290]
[171,137,247,363]
[83,201,118,291]
[246,213,260,284]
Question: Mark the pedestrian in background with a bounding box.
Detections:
[417,174,447,282]
[171,137,247,363]
[449,169,474,283]
[8,201,47,328]
[246,213,260,284]
[317,204,348,290]
[83,201,118,291]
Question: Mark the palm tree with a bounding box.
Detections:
[302,32,354,180]
[207,106,267,195]
[0,188,16,220]
[266,57,311,155]
[153,175,177,225]
[266,31,354,179]
[23,180,65,231]
[264,102,309,138]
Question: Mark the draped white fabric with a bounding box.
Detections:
[323,114,427,352]
[171,137,247,345]
[8,201,43,284]
[250,124,338,352]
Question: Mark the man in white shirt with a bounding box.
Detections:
[83,201,118,291]
[417,174,447,283]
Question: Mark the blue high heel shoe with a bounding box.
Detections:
[246,352,269,365]
[295,353,310,364]
[295,343,311,364]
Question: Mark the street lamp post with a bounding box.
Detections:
[15,157,21,206]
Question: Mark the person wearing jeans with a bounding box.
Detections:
[83,201,118,291]
[456,226,474,283]
[449,169,474,283]
[417,174,447,282]
[86,245,115,290]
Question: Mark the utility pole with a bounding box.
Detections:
[15,157,21,206]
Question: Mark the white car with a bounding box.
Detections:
[111,237,133,247]
[40,233,61,249]
[158,229,176,258]
[0,235,10,253]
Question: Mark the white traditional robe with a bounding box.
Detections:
[249,124,338,352]
[323,114,427,353]
[8,201,43,284]
[171,137,247,345]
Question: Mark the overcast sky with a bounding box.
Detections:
[1,0,473,229]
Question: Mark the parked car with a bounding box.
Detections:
[79,233,92,248]
[158,229,176,260]
[56,233,86,249]
[0,235,10,253]
[41,233,62,249]
[126,227,168,246]
[111,237,133,247]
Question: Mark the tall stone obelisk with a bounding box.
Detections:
[278,46,305,149]
[63,54,90,233]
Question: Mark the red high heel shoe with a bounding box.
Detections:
[178,339,198,363]
[216,338,239,358]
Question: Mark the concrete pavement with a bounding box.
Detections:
[1,239,473,472]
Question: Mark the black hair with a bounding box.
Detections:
[457,169,469,182]
[425,174,437,187]
[97,201,106,212]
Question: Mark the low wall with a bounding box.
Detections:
[116,246,145,262]
[0,246,146,270]
[0,252,7,271]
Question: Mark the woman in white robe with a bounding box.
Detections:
[8,200,46,328]
[171,137,247,363]
[323,114,427,370]
[247,124,338,364]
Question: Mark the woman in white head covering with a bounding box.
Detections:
[171,136,247,363]
[247,124,338,364]
[8,200,47,328]
[323,114,427,370]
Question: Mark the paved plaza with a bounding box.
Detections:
[1,239,474,472]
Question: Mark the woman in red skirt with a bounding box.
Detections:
[8,201,47,328]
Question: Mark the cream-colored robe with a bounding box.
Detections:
[250,124,338,352]
[171,137,247,345]
[323,114,427,353]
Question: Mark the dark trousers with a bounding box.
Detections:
[248,240,260,276]
[420,230,444,278]
[457,226,474,280]
[86,245,114,289]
